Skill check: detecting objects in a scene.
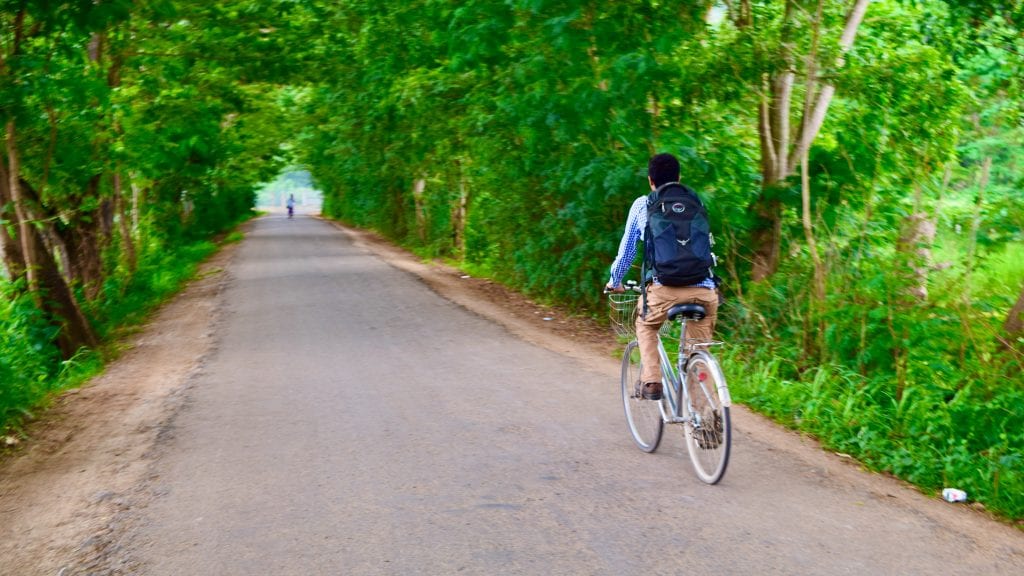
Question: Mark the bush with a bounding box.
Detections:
[0,284,59,427]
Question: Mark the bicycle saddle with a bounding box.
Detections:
[668,303,706,322]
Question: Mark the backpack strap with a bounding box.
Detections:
[641,185,676,319]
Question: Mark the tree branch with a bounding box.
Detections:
[786,0,869,173]
[758,96,778,179]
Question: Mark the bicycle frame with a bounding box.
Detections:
[654,318,731,425]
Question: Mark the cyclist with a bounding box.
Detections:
[286,194,295,218]
[605,153,718,401]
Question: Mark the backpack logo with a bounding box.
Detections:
[671,203,686,214]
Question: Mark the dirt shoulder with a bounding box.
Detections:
[0,239,238,576]
[0,217,1019,576]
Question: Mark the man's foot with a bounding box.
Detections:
[641,382,662,400]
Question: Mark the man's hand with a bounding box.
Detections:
[605,283,625,294]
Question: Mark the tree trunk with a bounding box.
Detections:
[748,2,796,281]
[451,159,469,256]
[749,195,783,281]
[114,172,137,272]
[6,120,39,291]
[897,213,937,301]
[964,156,991,297]
[726,0,753,28]
[106,45,132,272]
[28,218,100,356]
[0,155,26,280]
[412,177,426,243]
[130,178,142,235]
[800,150,826,360]
[897,181,938,301]
[1005,284,1024,337]
[57,175,108,300]
[786,0,869,170]
[801,153,825,303]
[5,121,97,356]
[16,176,76,283]
[30,176,107,301]
[68,222,105,297]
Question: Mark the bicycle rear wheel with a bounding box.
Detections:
[682,351,731,484]
[621,340,663,452]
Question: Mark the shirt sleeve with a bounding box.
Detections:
[608,197,647,287]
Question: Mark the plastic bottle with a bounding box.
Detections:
[942,488,967,503]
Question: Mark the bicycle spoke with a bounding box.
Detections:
[682,352,731,484]
[621,341,663,453]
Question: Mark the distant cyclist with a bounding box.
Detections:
[287,194,295,218]
[605,153,719,401]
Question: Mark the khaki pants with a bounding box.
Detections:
[636,283,718,384]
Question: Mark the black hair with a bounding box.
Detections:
[647,153,680,187]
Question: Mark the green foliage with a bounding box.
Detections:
[722,347,1024,518]
[0,284,58,427]
[89,239,219,336]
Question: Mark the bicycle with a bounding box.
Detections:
[608,281,732,484]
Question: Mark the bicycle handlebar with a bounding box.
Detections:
[604,280,642,294]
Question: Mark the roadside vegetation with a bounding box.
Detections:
[290,1,1024,521]
[0,3,288,436]
[2,1,1021,522]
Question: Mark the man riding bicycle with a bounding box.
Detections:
[605,153,719,401]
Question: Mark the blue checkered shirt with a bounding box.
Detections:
[609,195,717,289]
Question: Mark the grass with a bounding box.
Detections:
[91,240,219,336]
[721,347,1023,522]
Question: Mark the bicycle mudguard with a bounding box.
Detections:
[692,350,731,407]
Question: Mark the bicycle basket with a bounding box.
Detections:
[608,293,639,338]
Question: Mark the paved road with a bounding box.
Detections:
[131,214,1024,575]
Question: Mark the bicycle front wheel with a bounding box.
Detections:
[683,351,731,484]
[621,340,663,452]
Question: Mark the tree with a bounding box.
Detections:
[727,0,871,281]
[1,2,108,354]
